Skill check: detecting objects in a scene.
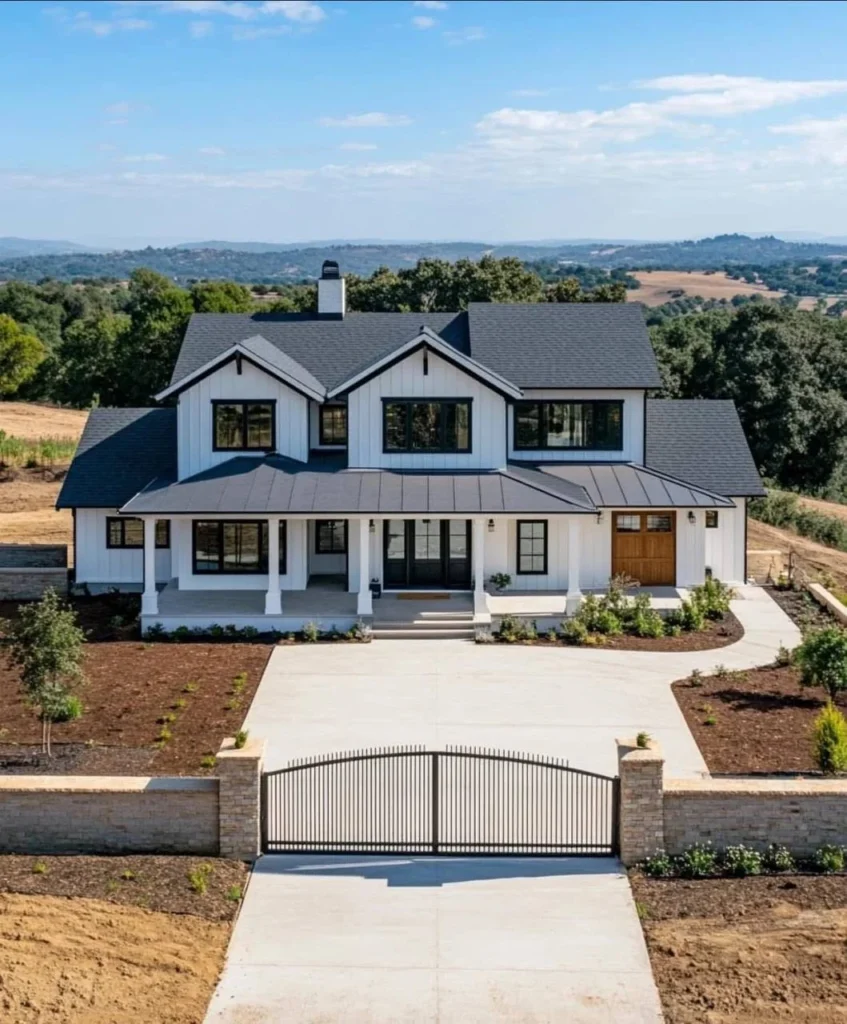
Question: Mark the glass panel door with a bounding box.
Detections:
[410,520,442,586]
[384,519,407,587]
[446,520,471,588]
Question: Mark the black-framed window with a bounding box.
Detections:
[213,401,275,451]
[517,520,548,575]
[319,404,347,446]
[705,510,719,529]
[383,399,471,453]
[513,400,623,451]
[106,517,169,549]
[192,520,287,575]
[315,520,347,554]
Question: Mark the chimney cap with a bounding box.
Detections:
[321,259,341,280]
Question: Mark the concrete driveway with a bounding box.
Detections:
[245,585,799,778]
[205,855,664,1024]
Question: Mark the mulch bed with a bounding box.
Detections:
[768,584,835,632]
[0,854,248,922]
[672,661,844,774]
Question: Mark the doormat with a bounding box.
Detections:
[396,592,451,600]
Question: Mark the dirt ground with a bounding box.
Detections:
[747,517,847,590]
[632,873,847,1024]
[0,402,87,441]
[628,270,785,306]
[0,465,71,548]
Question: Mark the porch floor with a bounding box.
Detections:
[156,580,358,620]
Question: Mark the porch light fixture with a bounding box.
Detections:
[595,511,604,525]
[688,511,696,524]
[369,519,375,533]
[487,519,495,532]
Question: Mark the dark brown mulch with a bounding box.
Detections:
[672,661,844,774]
[768,584,835,633]
[0,642,272,776]
[0,854,248,921]
[0,743,155,775]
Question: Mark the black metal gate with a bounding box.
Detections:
[262,746,619,856]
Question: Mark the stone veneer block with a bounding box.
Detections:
[617,738,665,867]
[217,736,266,861]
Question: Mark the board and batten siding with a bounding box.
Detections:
[704,499,747,583]
[177,360,309,480]
[507,389,645,463]
[676,509,707,588]
[75,509,171,586]
[346,347,508,470]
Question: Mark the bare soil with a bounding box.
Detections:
[0,402,87,441]
[628,270,785,306]
[747,517,847,590]
[0,464,71,548]
[0,597,272,775]
[632,872,847,1023]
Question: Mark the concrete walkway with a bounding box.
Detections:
[205,856,664,1024]
[244,585,799,779]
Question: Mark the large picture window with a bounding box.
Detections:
[383,399,471,453]
[516,520,548,575]
[192,520,287,575]
[513,400,623,451]
[315,520,347,554]
[106,517,169,549]
[213,401,275,451]
[319,404,347,446]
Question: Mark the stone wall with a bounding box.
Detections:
[0,544,68,599]
[0,545,67,569]
[0,776,219,855]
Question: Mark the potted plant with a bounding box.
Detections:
[489,572,512,593]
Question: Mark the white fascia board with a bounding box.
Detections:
[155,342,325,403]
[326,328,523,400]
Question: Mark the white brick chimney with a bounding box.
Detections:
[317,259,346,317]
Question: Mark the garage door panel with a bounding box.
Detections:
[611,511,676,586]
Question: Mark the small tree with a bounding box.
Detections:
[794,626,847,702]
[813,703,847,774]
[6,590,86,756]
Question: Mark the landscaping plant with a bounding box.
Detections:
[813,844,845,874]
[636,731,651,748]
[721,844,763,877]
[234,729,249,749]
[812,702,847,774]
[641,850,673,878]
[5,589,86,756]
[676,842,717,878]
[795,626,847,702]
[763,844,795,873]
[488,572,512,593]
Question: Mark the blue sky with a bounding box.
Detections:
[4,0,847,246]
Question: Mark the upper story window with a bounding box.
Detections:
[514,400,623,451]
[319,404,347,446]
[213,400,275,452]
[383,399,472,454]
[106,517,170,549]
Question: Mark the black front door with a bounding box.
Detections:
[383,520,471,589]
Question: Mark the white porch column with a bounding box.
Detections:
[141,517,158,616]
[265,517,282,615]
[357,518,373,616]
[566,516,583,614]
[473,517,489,617]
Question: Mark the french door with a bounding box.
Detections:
[383,520,471,589]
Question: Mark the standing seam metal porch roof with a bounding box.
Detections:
[536,463,735,508]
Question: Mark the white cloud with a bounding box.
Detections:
[122,153,168,163]
[105,101,132,117]
[198,146,227,155]
[319,112,412,128]
[412,15,436,29]
[340,142,378,151]
[259,1,325,21]
[640,74,847,118]
[443,26,484,45]
[54,9,152,36]
[232,23,291,38]
[413,0,447,8]
[128,0,325,21]
[189,19,214,36]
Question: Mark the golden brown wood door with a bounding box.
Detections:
[611,511,676,586]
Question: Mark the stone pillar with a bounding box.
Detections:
[217,735,266,861]
[473,517,488,617]
[357,518,373,616]
[566,516,582,614]
[616,737,665,866]
[265,516,282,615]
[141,517,158,616]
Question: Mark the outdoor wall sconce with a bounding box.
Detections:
[487,519,495,532]
[688,511,696,524]
[369,519,375,532]
[595,511,604,525]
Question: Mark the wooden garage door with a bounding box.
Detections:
[612,512,676,586]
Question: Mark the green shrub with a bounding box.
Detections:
[690,577,734,619]
[188,862,214,894]
[795,627,847,701]
[574,593,603,632]
[722,844,763,877]
[812,702,847,773]
[763,843,795,872]
[234,729,249,750]
[636,731,650,748]
[641,850,673,878]
[561,618,588,645]
[51,694,83,723]
[774,644,793,667]
[677,598,706,632]
[488,572,511,593]
[498,614,535,642]
[813,844,845,873]
[302,621,320,643]
[594,609,622,635]
[676,842,717,878]
[633,608,665,638]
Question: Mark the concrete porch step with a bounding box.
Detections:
[372,627,476,640]
[373,618,473,631]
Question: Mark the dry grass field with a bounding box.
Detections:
[0,402,86,550]
[628,270,785,306]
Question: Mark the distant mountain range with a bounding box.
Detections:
[1,233,847,283]
[0,236,96,258]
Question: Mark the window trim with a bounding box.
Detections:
[516,519,548,576]
[705,510,719,529]
[381,397,473,454]
[513,399,624,452]
[106,517,169,549]
[211,399,277,453]
[315,519,348,555]
[191,519,287,576]
[318,403,348,447]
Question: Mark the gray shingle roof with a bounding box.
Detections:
[535,463,734,508]
[172,301,661,393]
[645,399,765,497]
[120,455,595,516]
[56,408,176,509]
